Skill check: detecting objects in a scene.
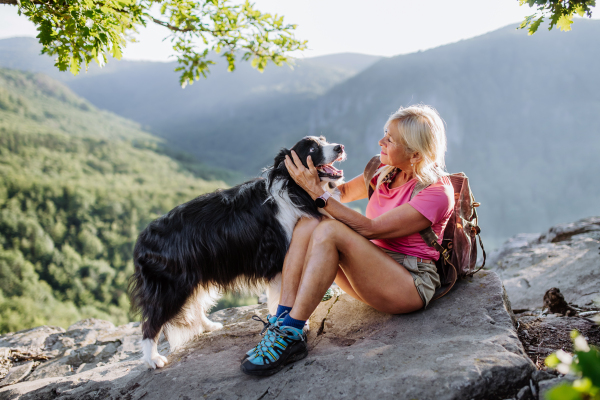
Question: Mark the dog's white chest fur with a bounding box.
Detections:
[268,180,309,241]
[268,180,341,241]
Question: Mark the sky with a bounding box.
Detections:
[0,0,597,61]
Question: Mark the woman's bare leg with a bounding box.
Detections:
[290,219,423,321]
[278,217,321,308]
[334,268,364,302]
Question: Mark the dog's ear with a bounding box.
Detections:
[273,148,291,169]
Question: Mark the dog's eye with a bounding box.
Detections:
[309,148,315,152]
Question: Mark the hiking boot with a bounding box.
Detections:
[240,324,308,377]
[241,314,281,361]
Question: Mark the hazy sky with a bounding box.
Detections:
[0,0,596,61]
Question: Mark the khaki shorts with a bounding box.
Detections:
[381,248,441,309]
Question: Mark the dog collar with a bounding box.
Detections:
[315,191,331,208]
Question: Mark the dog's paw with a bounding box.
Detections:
[203,321,223,332]
[145,354,168,369]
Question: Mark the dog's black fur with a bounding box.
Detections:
[128,137,344,352]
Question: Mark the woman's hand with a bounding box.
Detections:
[284,151,325,200]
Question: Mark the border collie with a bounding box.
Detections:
[129,136,345,368]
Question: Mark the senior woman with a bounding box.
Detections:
[241,104,455,377]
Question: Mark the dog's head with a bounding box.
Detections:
[271,136,346,183]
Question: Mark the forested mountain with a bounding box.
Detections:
[0,68,232,333]
[0,38,381,172]
[0,37,381,152]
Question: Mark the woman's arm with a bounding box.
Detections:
[285,151,431,239]
[321,196,430,239]
[338,174,368,203]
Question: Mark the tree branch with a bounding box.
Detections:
[150,17,238,36]
[150,17,195,33]
[0,0,39,4]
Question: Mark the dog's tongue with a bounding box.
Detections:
[320,164,343,176]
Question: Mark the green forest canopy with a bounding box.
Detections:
[0,68,238,333]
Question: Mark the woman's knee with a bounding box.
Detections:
[310,219,345,244]
[294,216,321,238]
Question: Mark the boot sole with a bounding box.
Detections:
[240,348,308,377]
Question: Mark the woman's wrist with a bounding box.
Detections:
[309,187,326,200]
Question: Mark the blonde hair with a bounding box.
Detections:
[375,104,448,189]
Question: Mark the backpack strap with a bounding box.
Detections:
[432,262,458,301]
[468,207,487,275]
[421,226,457,301]
[410,181,438,253]
[412,181,458,301]
[364,155,381,199]
[410,181,430,200]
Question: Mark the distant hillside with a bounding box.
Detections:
[3,22,600,247]
[296,53,383,74]
[309,21,600,246]
[0,68,232,333]
[0,38,382,174]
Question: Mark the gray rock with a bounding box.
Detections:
[22,361,72,382]
[487,233,542,268]
[491,216,600,309]
[0,362,33,388]
[516,385,531,400]
[531,369,556,383]
[23,320,149,382]
[538,216,600,244]
[0,326,65,350]
[538,376,576,399]
[0,318,151,385]
[66,319,115,332]
[0,271,535,400]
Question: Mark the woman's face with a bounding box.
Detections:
[378,122,414,170]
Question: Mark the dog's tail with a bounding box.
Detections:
[128,232,192,341]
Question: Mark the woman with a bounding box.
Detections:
[241,104,455,377]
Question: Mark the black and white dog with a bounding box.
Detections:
[128,136,345,368]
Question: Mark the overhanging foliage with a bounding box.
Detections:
[2,0,306,87]
[518,0,596,34]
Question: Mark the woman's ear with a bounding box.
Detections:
[410,152,422,165]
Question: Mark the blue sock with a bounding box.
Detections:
[281,314,306,330]
[275,305,292,318]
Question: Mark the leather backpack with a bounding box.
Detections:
[363,155,486,301]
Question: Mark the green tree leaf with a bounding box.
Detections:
[576,347,600,388]
[556,14,574,31]
[546,384,585,400]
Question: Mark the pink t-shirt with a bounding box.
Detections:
[366,173,455,260]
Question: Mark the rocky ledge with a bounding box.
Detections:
[489,216,600,310]
[0,271,540,400]
[488,216,600,394]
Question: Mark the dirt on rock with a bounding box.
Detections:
[515,308,600,369]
